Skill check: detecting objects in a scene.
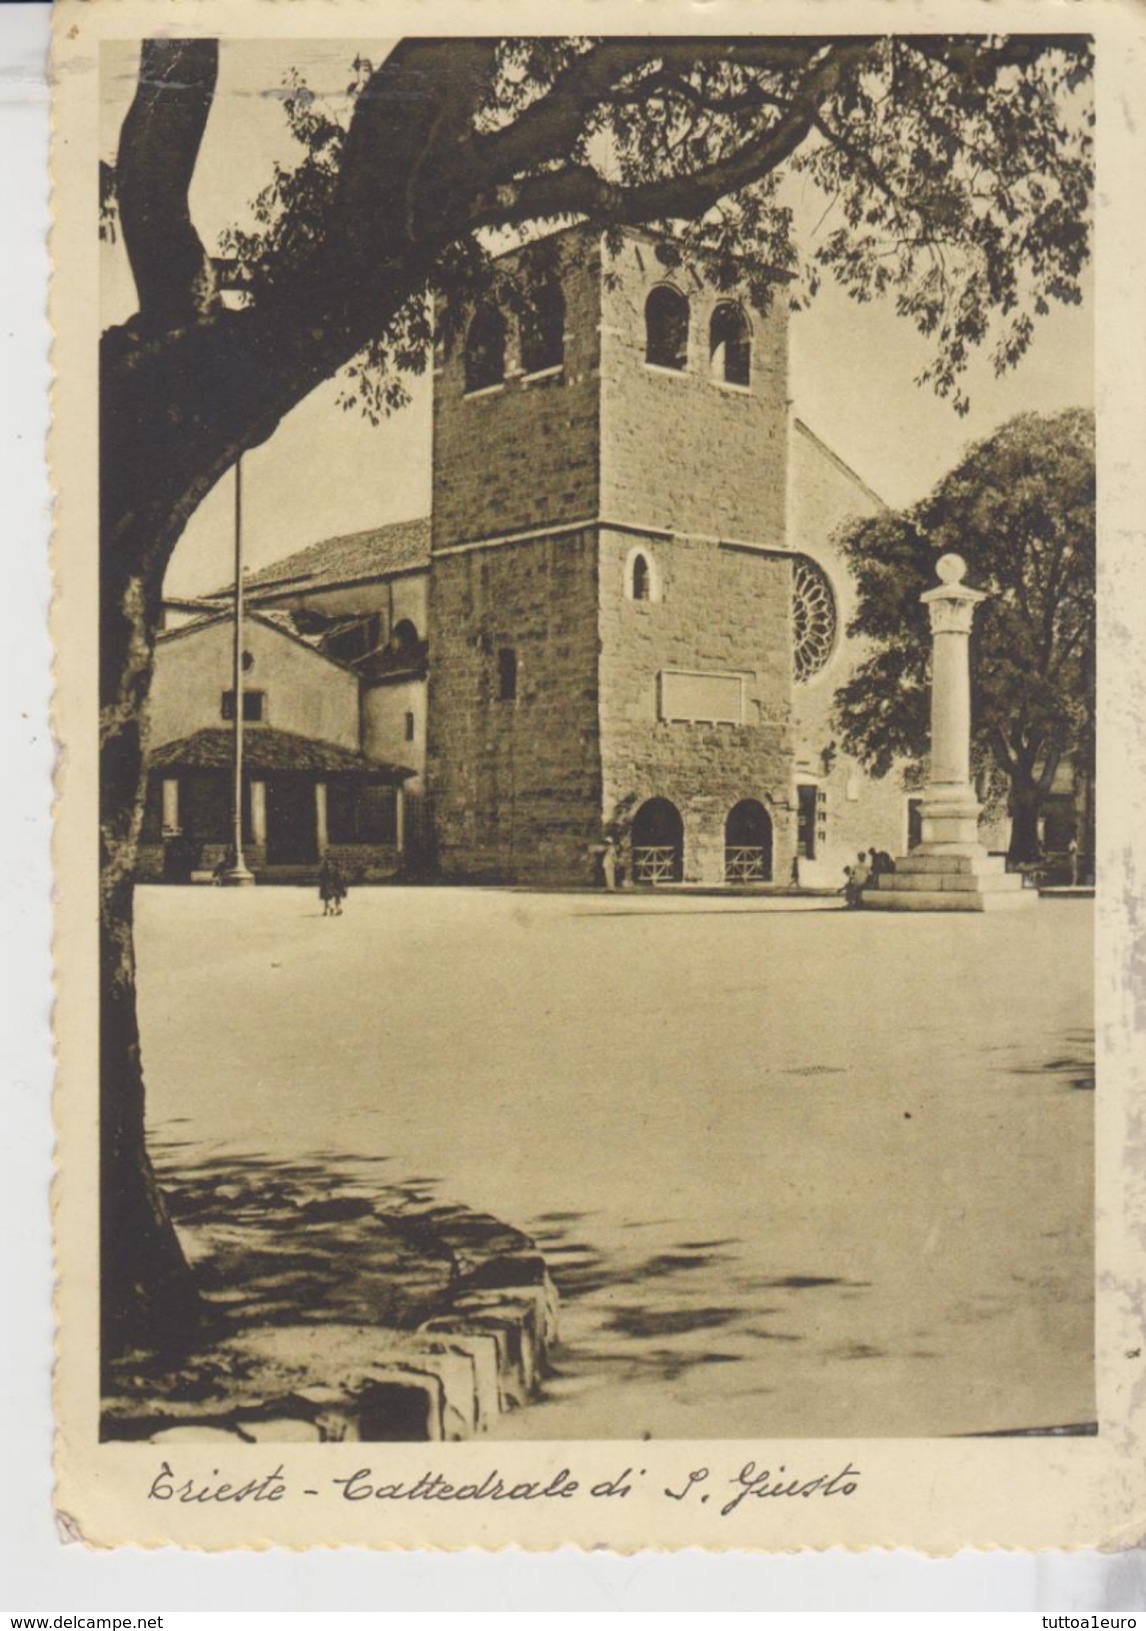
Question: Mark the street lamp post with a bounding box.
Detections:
[222,454,255,886]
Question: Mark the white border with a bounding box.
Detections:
[13,0,1144,1603]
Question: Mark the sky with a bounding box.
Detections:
[101,39,1095,600]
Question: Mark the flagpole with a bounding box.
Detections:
[223,454,255,886]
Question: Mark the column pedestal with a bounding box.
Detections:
[866,847,1034,911]
[867,553,1034,912]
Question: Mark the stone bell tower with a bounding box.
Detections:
[427,225,797,885]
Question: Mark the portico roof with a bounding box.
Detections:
[149,727,414,781]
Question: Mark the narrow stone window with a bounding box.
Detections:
[710,302,751,386]
[497,647,518,702]
[520,280,565,375]
[645,286,689,371]
[464,302,507,393]
[796,783,819,860]
[404,710,416,742]
[624,545,660,603]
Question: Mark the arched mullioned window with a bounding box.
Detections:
[464,302,507,393]
[710,302,752,387]
[645,285,689,371]
[520,281,566,375]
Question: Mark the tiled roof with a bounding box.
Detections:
[792,419,886,510]
[250,606,322,642]
[240,516,431,596]
[148,727,414,780]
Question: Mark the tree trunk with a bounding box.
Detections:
[100,526,203,1367]
[1007,782,1045,866]
[97,302,415,1363]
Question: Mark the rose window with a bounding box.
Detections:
[792,557,838,681]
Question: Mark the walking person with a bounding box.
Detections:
[318,854,347,917]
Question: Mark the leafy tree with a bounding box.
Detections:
[832,408,1095,864]
[99,34,1093,1354]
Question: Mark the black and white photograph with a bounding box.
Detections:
[45,0,1144,1554]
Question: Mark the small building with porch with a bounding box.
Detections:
[139,605,414,882]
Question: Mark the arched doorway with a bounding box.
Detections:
[725,799,773,883]
[631,798,684,884]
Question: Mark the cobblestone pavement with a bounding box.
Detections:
[136,885,1094,1440]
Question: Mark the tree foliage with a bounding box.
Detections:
[144,35,1097,426]
[832,408,1095,860]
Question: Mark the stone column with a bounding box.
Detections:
[918,554,987,854]
[315,781,329,855]
[161,778,180,833]
[250,780,267,847]
[866,553,1033,910]
[395,784,406,858]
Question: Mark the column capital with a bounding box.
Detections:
[920,553,986,635]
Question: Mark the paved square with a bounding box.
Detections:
[138,887,1094,1439]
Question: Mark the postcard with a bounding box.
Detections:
[51,0,1145,1551]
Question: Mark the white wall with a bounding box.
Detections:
[362,676,427,789]
[150,615,361,752]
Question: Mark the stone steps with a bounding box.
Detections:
[863,842,1037,912]
[872,869,1023,894]
[865,884,1037,912]
[892,852,1007,877]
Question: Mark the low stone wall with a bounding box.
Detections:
[101,1162,559,1445]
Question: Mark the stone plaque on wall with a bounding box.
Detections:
[658,668,747,724]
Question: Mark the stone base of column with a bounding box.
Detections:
[918,783,984,852]
[864,848,1036,912]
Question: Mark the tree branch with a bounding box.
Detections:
[472,43,870,230]
[1035,743,1063,795]
[331,39,504,266]
[989,724,1020,778]
[116,39,220,327]
[473,38,859,186]
[904,33,1090,86]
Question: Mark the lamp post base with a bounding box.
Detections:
[220,861,256,887]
